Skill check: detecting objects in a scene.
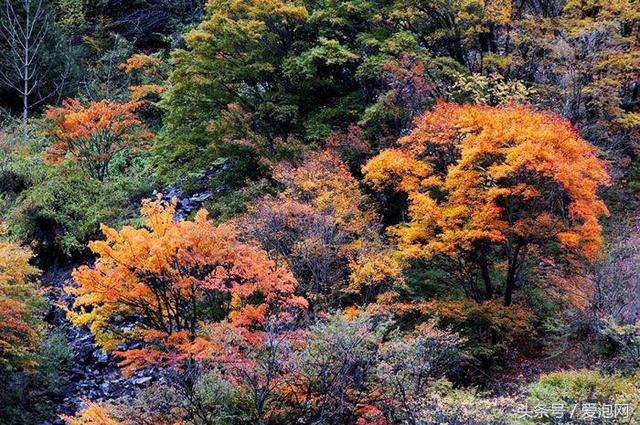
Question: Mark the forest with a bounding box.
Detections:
[0,0,638,424]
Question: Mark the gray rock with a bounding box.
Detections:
[133,376,153,386]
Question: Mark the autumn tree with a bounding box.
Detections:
[519,0,640,153]
[374,320,463,424]
[282,314,385,425]
[68,196,307,371]
[0,239,41,367]
[240,150,401,307]
[44,98,152,181]
[156,0,467,180]
[179,313,385,425]
[592,222,640,323]
[364,102,610,306]
[118,53,168,128]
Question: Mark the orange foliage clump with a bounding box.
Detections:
[273,150,379,240]
[128,84,165,101]
[118,54,167,101]
[61,401,186,425]
[421,299,536,343]
[68,196,307,374]
[44,99,153,181]
[118,54,164,75]
[0,297,39,366]
[364,102,610,305]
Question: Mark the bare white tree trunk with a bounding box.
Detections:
[0,0,52,144]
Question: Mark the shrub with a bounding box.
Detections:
[375,321,465,423]
[422,299,537,369]
[409,379,516,425]
[525,370,640,424]
[0,240,42,367]
[0,243,69,425]
[7,162,128,260]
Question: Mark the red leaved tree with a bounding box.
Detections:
[44,99,153,181]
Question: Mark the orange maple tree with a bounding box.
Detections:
[68,196,307,373]
[44,99,153,181]
[363,102,610,305]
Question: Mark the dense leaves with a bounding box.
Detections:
[0,240,41,367]
[241,150,401,306]
[0,0,638,423]
[69,196,307,373]
[45,99,153,181]
[364,102,610,305]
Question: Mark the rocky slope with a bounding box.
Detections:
[41,180,215,424]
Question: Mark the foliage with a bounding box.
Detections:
[406,379,516,425]
[451,73,535,106]
[360,56,441,144]
[44,98,153,181]
[118,53,169,128]
[542,0,640,153]
[6,160,130,260]
[62,402,121,425]
[600,320,640,373]
[422,299,536,367]
[285,313,386,424]
[374,320,464,423]
[156,0,309,175]
[1,0,639,422]
[525,370,640,424]
[0,331,71,425]
[0,240,41,367]
[364,101,610,306]
[592,223,640,323]
[68,196,307,372]
[0,241,69,425]
[156,0,475,182]
[240,150,401,307]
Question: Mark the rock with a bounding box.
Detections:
[39,171,218,423]
[133,376,153,386]
[192,192,211,202]
[40,267,140,423]
[93,349,109,366]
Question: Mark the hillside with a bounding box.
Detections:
[0,0,639,424]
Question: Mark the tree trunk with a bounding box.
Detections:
[22,93,28,144]
[22,1,29,145]
[479,257,494,301]
[503,244,522,306]
[504,266,515,306]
